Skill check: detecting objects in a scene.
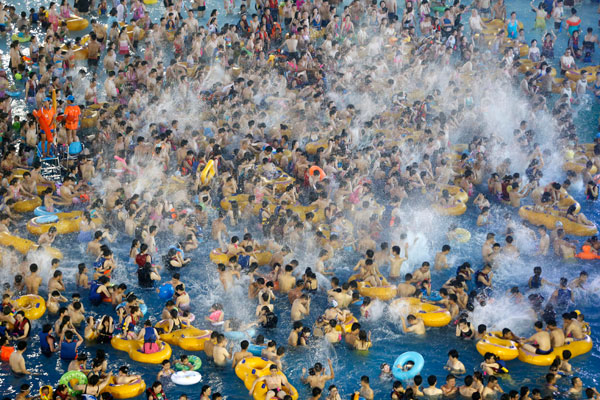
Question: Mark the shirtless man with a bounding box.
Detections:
[212,334,232,367]
[410,262,431,284]
[48,270,66,293]
[203,332,218,360]
[278,265,296,293]
[520,321,553,355]
[232,340,252,368]
[301,359,335,390]
[291,295,310,321]
[547,320,565,348]
[401,314,426,335]
[389,244,408,281]
[24,264,42,295]
[482,233,495,263]
[249,364,291,400]
[434,245,451,270]
[563,312,585,340]
[396,274,417,297]
[9,341,32,376]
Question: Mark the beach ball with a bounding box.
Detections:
[158,283,174,300]
[14,73,22,80]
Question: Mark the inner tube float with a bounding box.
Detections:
[110,335,172,364]
[200,160,216,184]
[0,232,63,259]
[248,343,267,356]
[234,357,299,400]
[11,33,31,42]
[224,328,256,341]
[335,315,358,333]
[305,140,328,155]
[58,370,87,396]
[103,377,146,399]
[15,294,46,320]
[209,248,272,266]
[450,228,471,243]
[357,280,397,301]
[171,371,201,386]
[434,200,467,216]
[392,352,424,381]
[518,206,598,236]
[308,165,326,181]
[64,15,89,31]
[6,90,22,98]
[177,330,212,351]
[174,355,202,371]
[27,211,103,235]
[14,197,42,213]
[475,331,519,361]
[34,205,62,216]
[517,335,593,366]
[391,298,452,327]
[39,386,53,400]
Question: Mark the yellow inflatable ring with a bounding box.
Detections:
[13,196,42,213]
[235,357,299,400]
[178,330,212,351]
[476,331,519,361]
[200,160,216,184]
[517,335,592,366]
[0,232,63,259]
[103,377,146,399]
[450,228,471,243]
[15,295,46,320]
[519,206,597,236]
[391,298,452,327]
[128,340,172,364]
[357,281,397,301]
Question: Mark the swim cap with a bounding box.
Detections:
[66,95,74,101]
[44,97,51,102]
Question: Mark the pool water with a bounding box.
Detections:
[0,0,600,398]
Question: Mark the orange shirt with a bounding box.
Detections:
[64,105,81,130]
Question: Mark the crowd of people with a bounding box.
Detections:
[0,0,599,398]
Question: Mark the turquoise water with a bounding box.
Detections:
[1,0,600,399]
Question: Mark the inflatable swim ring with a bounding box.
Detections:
[0,232,63,259]
[476,331,519,361]
[518,206,597,236]
[15,294,46,320]
[104,377,146,399]
[13,197,42,213]
[58,370,87,396]
[175,355,202,371]
[392,352,424,381]
[517,335,593,366]
[171,371,201,386]
[391,298,452,327]
[178,330,212,351]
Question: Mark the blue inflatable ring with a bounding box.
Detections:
[247,343,266,356]
[392,351,424,381]
[36,214,59,224]
[34,206,61,216]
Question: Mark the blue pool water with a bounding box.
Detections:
[1,0,600,399]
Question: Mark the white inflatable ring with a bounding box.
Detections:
[171,371,202,386]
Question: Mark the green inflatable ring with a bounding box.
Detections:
[58,370,88,396]
[11,33,31,43]
[174,355,202,371]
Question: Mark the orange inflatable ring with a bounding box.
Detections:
[309,166,326,181]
